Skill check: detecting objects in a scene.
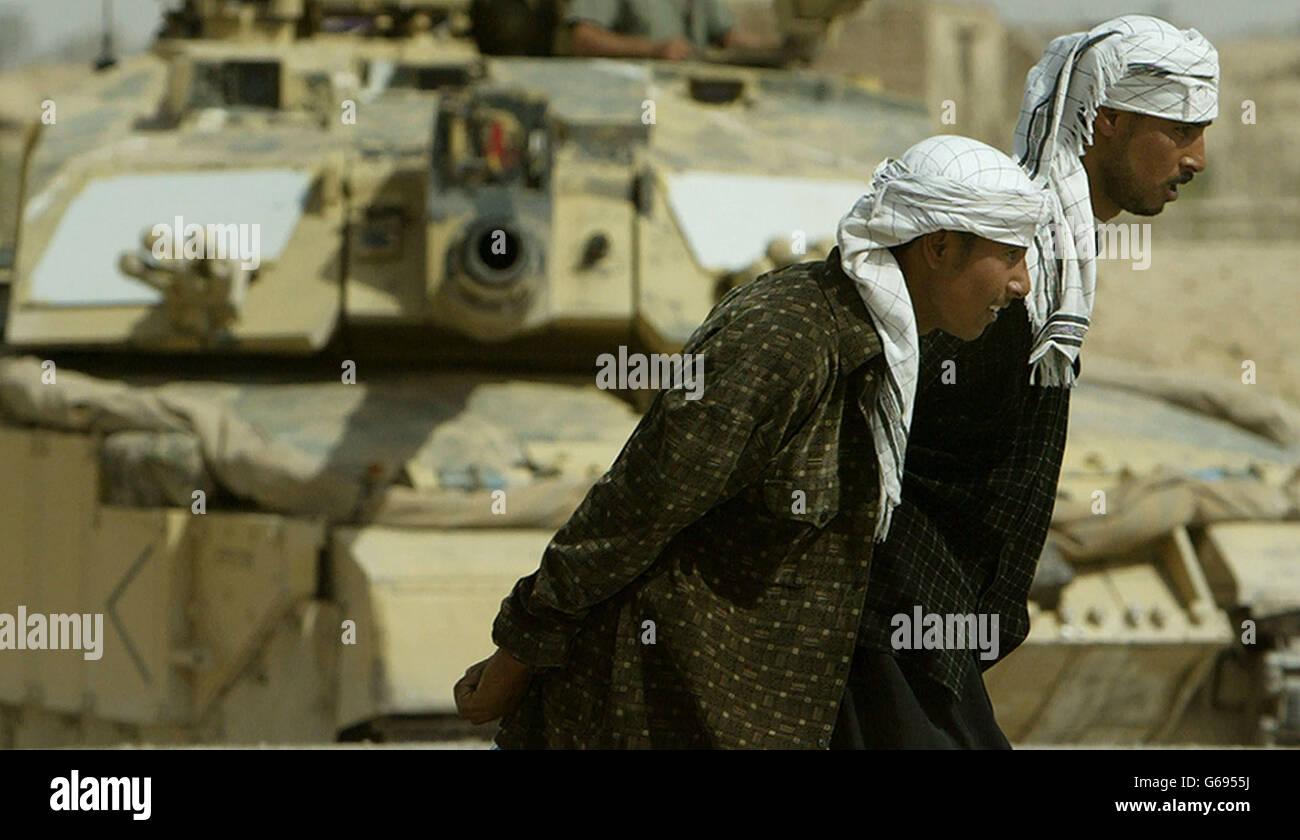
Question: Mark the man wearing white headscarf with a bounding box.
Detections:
[838,15,1217,749]
[837,135,1051,544]
[1017,13,1218,385]
[457,135,1050,749]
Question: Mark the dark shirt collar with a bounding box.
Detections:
[817,247,883,373]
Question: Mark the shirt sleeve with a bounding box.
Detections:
[563,0,620,29]
[700,0,736,42]
[492,299,833,668]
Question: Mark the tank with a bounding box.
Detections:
[3,0,1296,749]
[0,0,933,745]
[984,358,1300,746]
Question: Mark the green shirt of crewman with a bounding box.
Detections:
[564,0,766,60]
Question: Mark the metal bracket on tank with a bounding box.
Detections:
[1262,640,1300,746]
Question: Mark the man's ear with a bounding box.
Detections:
[1093,106,1122,139]
[919,230,950,269]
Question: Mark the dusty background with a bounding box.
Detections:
[732,0,1300,408]
[1084,35,1300,408]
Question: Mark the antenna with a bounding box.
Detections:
[94,0,118,71]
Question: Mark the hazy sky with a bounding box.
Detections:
[944,0,1300,38]
[0,0,166,68]
[0,0,1296,69]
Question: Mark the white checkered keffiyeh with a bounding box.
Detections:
[1014,14,1219,386]
[836,135,1052,541]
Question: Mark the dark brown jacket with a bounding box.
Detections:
[492,250,885,748]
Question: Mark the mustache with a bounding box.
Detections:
[1170,173,1195,186]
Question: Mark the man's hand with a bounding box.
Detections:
[654,36,694,60]
[454,648,534,725]
[721,29,781,51]
[570,22,691,60]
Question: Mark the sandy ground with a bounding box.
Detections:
[1083,237,1300,409]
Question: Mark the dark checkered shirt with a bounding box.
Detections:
[492,251,886,748]
[854,292,1072,697]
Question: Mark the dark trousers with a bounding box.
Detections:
[829,647,1011,749]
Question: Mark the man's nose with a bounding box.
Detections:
[1183,133,1207,174]
[1007,258,1031,299]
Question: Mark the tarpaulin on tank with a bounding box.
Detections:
[0,357,637,528]
[1052,355,1300,559]
[0,356,363,518]
[1085,356,1300,448]
[1052,469,1300,560]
